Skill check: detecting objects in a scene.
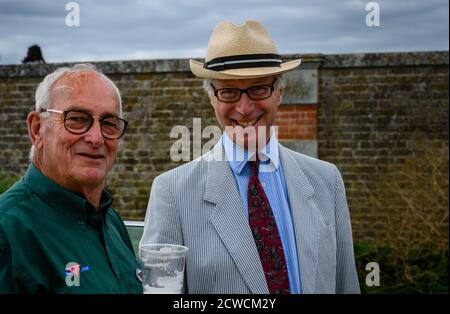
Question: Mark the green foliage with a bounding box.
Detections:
[355,241,449,293]
[0,171,19,194]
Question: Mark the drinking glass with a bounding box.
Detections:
[139,243,188,294]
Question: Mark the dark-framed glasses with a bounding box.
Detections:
[41,108,128,140]
[211,79,277,103]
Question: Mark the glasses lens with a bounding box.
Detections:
[218,88,240,102]
[65,111,91,132]
[248,85,271,100]
[101,117,125,139]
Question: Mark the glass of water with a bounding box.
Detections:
[139,243,188,294]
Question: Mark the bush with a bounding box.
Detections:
[351,137,448,293]
[355,241,449,293]
[0,171,19,194]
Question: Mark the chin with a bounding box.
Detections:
[76,169,106,186]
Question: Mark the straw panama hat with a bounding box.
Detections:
[189,20,301,79]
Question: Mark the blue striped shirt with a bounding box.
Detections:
[222,133,302,294]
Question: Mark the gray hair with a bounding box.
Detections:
[29,63,123,160]
[202,74,286,97]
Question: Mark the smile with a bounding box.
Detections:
[78,153,105,159]
[232,115,262,128]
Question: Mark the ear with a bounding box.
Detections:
[275,87,283,107]
[209,94,217,108]
[27,111,43,149]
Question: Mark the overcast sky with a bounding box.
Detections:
[0,0,448,65]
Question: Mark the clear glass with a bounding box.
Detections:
[139,243,188,294]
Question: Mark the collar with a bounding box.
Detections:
[24,163,113,224]
[222,127,280,174]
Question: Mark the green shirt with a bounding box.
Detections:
[0,164,143,294]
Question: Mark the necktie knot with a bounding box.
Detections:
[249,154,261,177]
[249,160,259,177]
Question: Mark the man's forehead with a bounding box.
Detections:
[53,71,107,91]
[213,76,276,87]
[50,71,116,100]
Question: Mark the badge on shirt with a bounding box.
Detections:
[64,262,90,287]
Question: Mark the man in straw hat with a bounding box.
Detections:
[141,20,360,294]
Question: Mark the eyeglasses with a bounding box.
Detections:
[211,79,277,103]
[41,108,128,140]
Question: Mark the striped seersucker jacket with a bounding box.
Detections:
[140,140,360,294]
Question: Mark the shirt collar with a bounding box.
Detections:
[24,163,113,224]
[222,127,280,174]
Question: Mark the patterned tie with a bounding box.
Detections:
[247,158,290,294]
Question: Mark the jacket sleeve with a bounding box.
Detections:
[140,173,184,248]
[333,165,361,293]
[140,174,187,292]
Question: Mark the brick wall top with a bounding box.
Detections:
[322,51,448,68]
[0,54,322,78]
[2,51,446,78]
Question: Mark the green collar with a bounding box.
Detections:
[23,163,113,225]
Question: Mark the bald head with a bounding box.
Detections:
[34,63,122,116]
[49,71,120,113]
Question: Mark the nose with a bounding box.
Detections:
[234,92,254,116]
[84,119,104,146]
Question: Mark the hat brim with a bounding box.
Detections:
[189,59,301,79]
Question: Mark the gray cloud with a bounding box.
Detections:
[0,0,448,64]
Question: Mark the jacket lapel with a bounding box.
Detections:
[204,142,269,294]
[279,145,320,294]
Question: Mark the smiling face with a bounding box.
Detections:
[32,71,120,193]
[209,76,282,150]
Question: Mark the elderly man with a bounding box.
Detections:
[0,64,142,293]
[141,20,360,294]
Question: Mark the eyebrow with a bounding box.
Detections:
[217,79,273,89]
[64,106,119,117]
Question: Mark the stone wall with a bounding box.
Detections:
[0,51,448,246]
[318,52,448,246]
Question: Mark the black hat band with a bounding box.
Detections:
[204,53,282,71]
